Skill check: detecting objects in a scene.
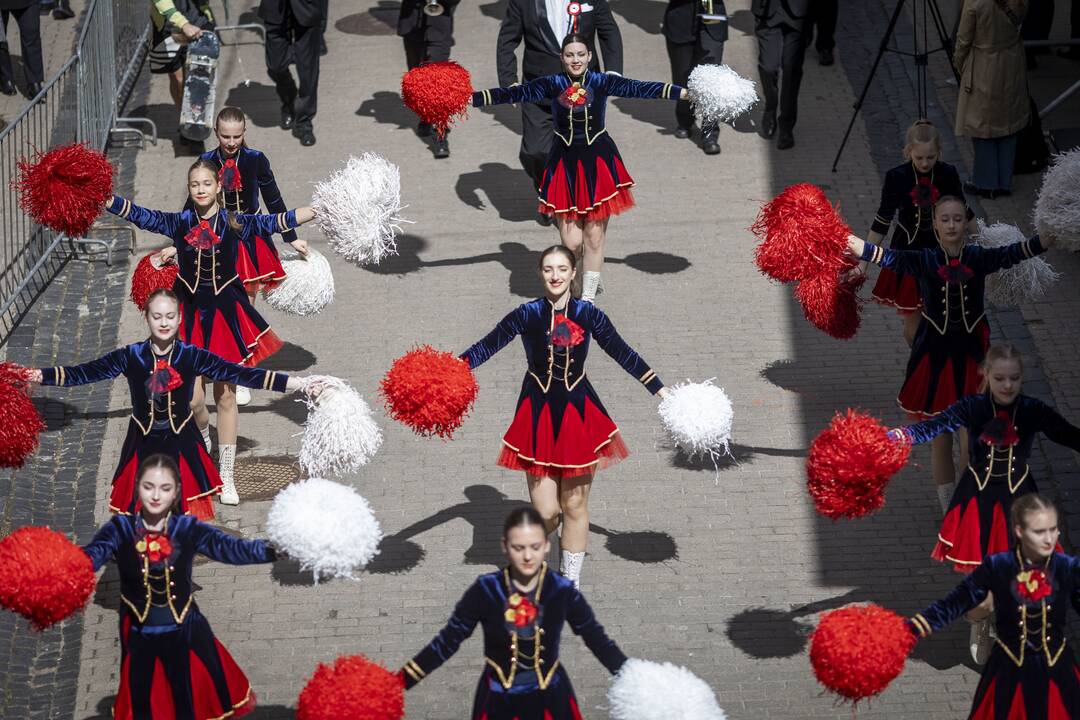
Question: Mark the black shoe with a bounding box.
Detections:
[674,126,691,140]
[759,111,777,139]
[537,212,554,227]
[777,130,795,150]
[280,106,295,130]
[39,1,54,15]
[0,79,15,96]
[433,137,450,159]
[818,48,834,66]
[293,127,316,146]
[52,0,74,18]
[963,180,995,199]
[26,82,43,99]
[702,139,721,155]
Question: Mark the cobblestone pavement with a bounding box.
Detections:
[2,0,1078,718]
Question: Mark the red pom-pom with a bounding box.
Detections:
[380,345,479,438]
[0,526,97,630]
[795,270,865,340]
[806,409,911,519]
[810,604,916,702]
[0,362,45,468]
[15,143,114,237]
[297,654,405,720]
[401,61,473,138]
[129,253,179,311]
[751,183,852,283]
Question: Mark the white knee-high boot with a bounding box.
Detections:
[218,444,239,505]
[199,424,212,454]
[581,272,601,303]
[560,550,586,589]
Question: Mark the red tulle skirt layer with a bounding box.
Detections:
[967,648,1080,719]
[498,377,628,479]
[236,234,287,292]
[471,665,584,720]
[871,268,921,314]
[538,135,636,222]
[110,422,220,520]
[179,283,282,367]
[900,319,989,419]
[931,468,1054,572]
[113,611,255,720]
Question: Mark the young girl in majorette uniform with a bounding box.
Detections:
[848,196,1057,513]
[401,507,629,719]
[105,162,317,505]
[29,289,318,518]
[459,245,668,587]
[82,453,277,719]
[472,33,687,302]
[863,120,977,346]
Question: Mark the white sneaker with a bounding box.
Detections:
[969,618,993,665]
[235,386,251,406]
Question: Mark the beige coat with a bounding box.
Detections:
[953,0,1029,139]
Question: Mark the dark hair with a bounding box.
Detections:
[561,33,591,51]
[188,159,243,231]
[136,454,183,514]
[503,507,547,538]
[143,288,179,314]
[537,245,577,272]
[1010,493,1057,530]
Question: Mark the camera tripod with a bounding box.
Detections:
[831,0,960,171]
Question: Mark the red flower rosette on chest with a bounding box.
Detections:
[185,219,221,251]
[560,82,590,109]
[135,532,173,564]
[551,314,585,348]
[910,177,940,209]
[146,358,184,395]
[218,158,243,193]
[1015,568,1052,604]
[936,257,973,284]
[504,592,539,628]
[979,409,1020,447]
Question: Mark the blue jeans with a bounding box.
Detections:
[971,133,1018,191]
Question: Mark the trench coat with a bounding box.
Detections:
[953,0,1029,139]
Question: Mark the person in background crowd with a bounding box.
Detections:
[398,0,460,159]
[803,0,836,65]
[148,0,212,111]
[663,0,727,155]
[753,0,808,150]
[259,0,325,147]
[0,0,45,98]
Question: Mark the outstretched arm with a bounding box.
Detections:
[189,347,293,392]
[848,234,928,277]
[1032,400,1080,453]
[909,558,992,639]
[81,520,123,572]
[968,235,1050,275]
[585,305,664,395]
[891,396,977,445]
[401,580,485,688]
[473,77,558,107]
[601,74,685,101]
[192,522,277,564]
[245,208,313,241]
[33,347,129,387]
[459,306,526,369]
[105,196,184,240]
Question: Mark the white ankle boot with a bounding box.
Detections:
[218,444,239,505]
[560,550,585,589]
[199,424,212,454]
[581,272,601,303]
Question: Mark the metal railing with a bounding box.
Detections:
[0,0,151,345]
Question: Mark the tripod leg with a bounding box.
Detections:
[832,0,908,171]
[926,0,960,83]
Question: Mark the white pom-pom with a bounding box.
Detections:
[262,248,335,316]
[1034,149,1080,252]
[299,375,383,478]
[976,220,1060,306]
[658,378,734,461]
[312,153,409,266]
[609,658,726,720]
[687,64,758,127]
[267,478,382,582]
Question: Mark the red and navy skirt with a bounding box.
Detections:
[113,609,255,720]
[236,234,287,292]
[871,228,935,314]
[538,135,635,222]
[899,318,989,419]
[179,281,283,367]
[110,421,220,521]
[470,665,583,720]
[966,646,1080,719]
[933,472,1039,572]
[498,375,628,479]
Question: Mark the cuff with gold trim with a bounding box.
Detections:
[107,195,133,220]
[1023,235,1044,258]
[258,370,290,393]
[472,90,490,108]
[908,613,932,638]
[276,210,300,234]
[401,658,426,689]
[638,369,663,395]
[860,242,885,265]
[40,366,65,386]
[662,83,686,101]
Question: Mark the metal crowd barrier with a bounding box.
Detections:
[0,0,152,345]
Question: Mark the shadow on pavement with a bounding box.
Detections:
[355,90,416,131]
[336,4,399,36]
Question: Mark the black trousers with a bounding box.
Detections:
[402,27,452,68]
[756,21,805,133]
[0,6,43,86]
[806,0,837,52]
[264,8,322,130]
[519,99,552,191]
[666,34,724,138]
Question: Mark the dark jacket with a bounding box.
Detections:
[663,0,729,44]
[871,161,973,247]
[496,0,623,87]
[402,565,626,689]
[39,340,291,436]
[257,0,323,28]
[397,0,460,37]
[460,296,664,395]
[751,0,808,28]
[189,146,298,244]
[82,514,275,625]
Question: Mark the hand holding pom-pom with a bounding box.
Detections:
[657,379,734,465]
[975,220,1060,306]
[0,527,97,630]
[297,654,404,720]
[380,346,479,438]
[297,375,383,478]
[687,64,758,127]
[0,362,45,468]
[810,604,916,702]
[16,143,114,237]
[751,184,852,283]
[263,248,335,316]
[401,61,473,137]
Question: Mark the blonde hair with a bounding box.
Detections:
[902,119,941,160]
[979,343,1024,392]
[1010,492,1056,530]
[188,159,243,232]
